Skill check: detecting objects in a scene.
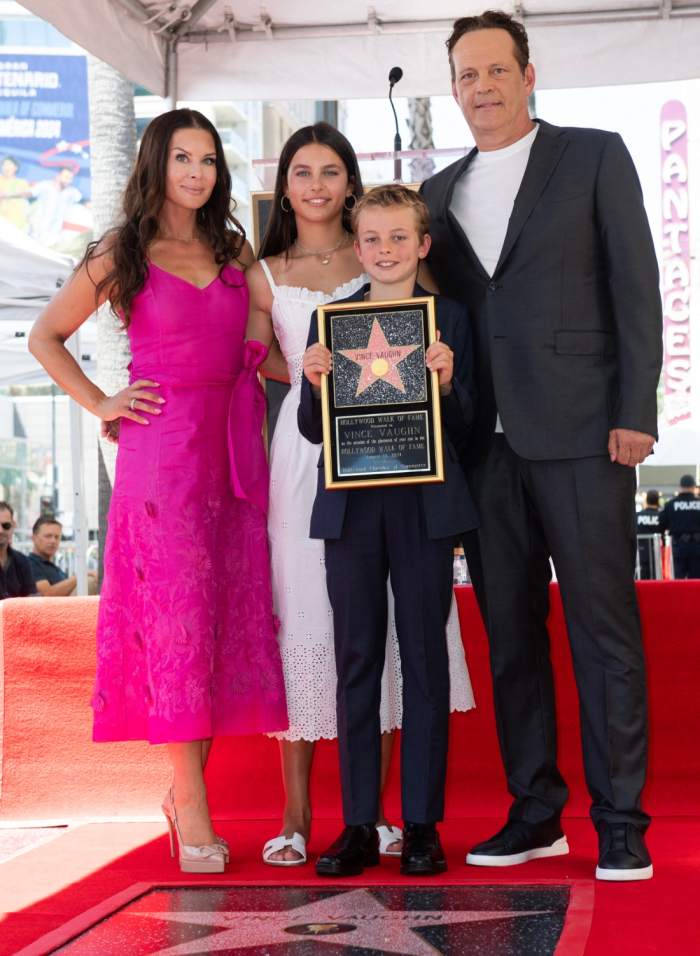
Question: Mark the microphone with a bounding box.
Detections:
[388,66,403,181]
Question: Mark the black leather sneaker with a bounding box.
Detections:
[466,818,569,866]
[595,822,653,881]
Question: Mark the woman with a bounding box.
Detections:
[29,109,287,873]
[247,123,474,866]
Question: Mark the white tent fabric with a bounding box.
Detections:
[0,221,94,386]
[0,220,74,320]
[20,1,700,101]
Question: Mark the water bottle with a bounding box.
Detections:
[453,546,469,585]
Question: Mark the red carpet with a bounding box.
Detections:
[1,582,699,953]
[2,817,699,955]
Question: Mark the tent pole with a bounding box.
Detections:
[65,332,89,596]
[165,37,178,109]
[51,384,58,511]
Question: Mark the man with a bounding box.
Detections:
[0,502,36,600]
[421,11,662,881]
[636,490,662,580]
[30,167,82,247]
[29,516,80,596]
[660,475,700,579]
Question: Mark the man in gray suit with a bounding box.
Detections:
[421,10,662,881]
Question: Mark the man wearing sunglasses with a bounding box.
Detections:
[0,502,36,600]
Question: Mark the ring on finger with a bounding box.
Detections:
[129,397,136,411]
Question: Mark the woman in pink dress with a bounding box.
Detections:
[29,109,287,873]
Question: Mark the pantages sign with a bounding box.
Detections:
[659,100,692,428]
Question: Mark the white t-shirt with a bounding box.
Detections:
[450,125,538,430]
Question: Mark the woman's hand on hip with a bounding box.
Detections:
[95,379,164,426]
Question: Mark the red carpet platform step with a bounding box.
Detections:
[1,583,699,822]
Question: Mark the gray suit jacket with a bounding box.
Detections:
[421,119,663,461]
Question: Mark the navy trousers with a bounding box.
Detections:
[324,485,455,825]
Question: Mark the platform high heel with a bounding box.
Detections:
[162,788,226,874]
[162,789,230,862]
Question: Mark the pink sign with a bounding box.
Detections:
[660,100,691,426]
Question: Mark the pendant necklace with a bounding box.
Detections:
[294,231,348,265]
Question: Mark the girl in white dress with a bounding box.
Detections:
[246,123,474,865]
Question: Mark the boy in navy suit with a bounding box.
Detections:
[299,185,477,876]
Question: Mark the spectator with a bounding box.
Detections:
[660,475,700,579]
[0,156,31,231]
[636,490,662,580]
[29,167,82,247]
[0,502,36,599]
[28,515,96,595]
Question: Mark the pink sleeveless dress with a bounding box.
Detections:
[92,261,288,743]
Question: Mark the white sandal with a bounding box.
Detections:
[262,831,307,866]
[376,824,403,857]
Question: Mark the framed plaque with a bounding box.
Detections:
[251,190,274,255]
[317,296,444,489]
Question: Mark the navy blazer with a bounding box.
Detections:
[298,282,479,541]
[421,119,663,462]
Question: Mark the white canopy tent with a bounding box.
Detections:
[0,221,95,384]
[0,220,81,386]
[20,1,700,103]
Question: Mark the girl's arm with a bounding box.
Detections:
[245,260,290,383]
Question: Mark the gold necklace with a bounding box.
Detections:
[159,232,199,244]
[294,231,349,265]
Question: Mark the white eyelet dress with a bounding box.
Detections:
[261,259,475,741]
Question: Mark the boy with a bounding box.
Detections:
[299,185,478,876]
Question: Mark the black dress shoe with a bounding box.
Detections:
[316,824,379,877]
[400,823,447,876]
[466,818,569,867]
[595,822,653,881]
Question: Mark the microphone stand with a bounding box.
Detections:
[389,81,402,182]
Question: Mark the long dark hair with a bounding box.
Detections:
[83,108,245,324]
[258,122,363,260]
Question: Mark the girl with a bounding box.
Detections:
[246,123,474,866]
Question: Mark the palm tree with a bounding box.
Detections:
[87,56,136,583]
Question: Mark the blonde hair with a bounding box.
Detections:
[352,184,430,240]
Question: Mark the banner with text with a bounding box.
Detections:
[0,53,90,252]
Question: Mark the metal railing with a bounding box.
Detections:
[636,533,674,580]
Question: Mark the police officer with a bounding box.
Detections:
[660,475,700,579]
[636,490,662,579]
